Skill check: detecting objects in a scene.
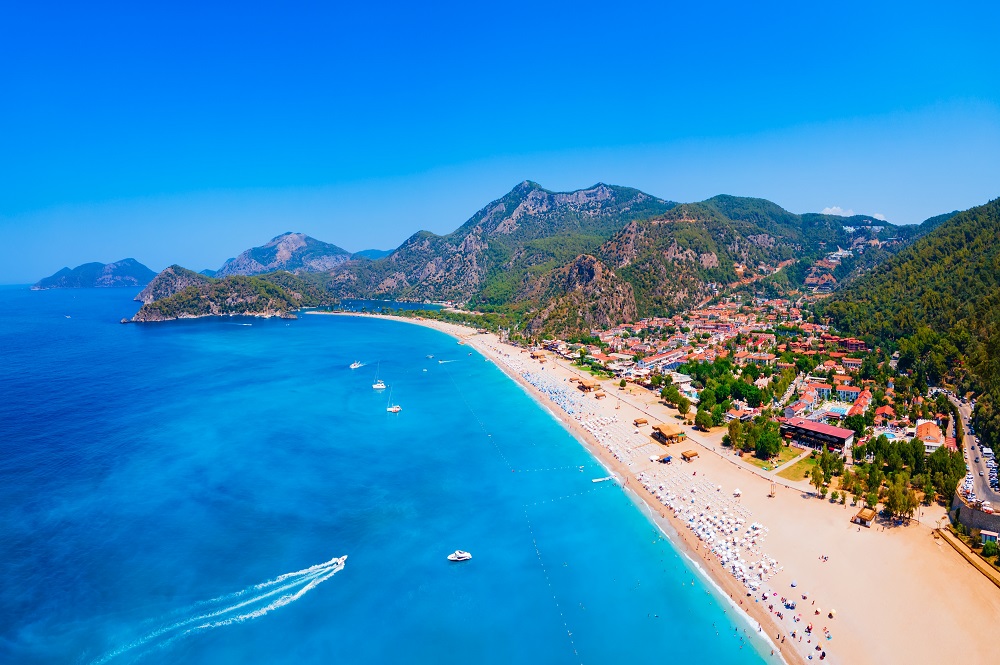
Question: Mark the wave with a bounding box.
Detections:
[89,555,347,664]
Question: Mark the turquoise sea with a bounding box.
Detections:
[0,287,771,664]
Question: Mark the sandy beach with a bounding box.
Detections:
[318,312,1000,665]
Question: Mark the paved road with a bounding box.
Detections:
[950,396,1000,504]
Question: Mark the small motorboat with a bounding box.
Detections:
[349,361,364,370]
[447,550,472,562]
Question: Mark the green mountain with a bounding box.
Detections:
[134,185,920,335]
[534,196,914,330]
[328,181,677,303]
[33,258,156,289]
[135,265,213,304]
[216,232,351,277]
[918,210,960,233]
[823,197,1000,447]
[352,249,391,260]
[132,271,335,322]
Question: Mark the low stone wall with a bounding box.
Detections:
[951,492,1000,533]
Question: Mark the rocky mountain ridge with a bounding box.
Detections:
[129,181,944,334]
[215,232,352,277]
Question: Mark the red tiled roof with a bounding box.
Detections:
[784,418,855,439]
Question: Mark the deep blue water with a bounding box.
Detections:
[0,287,770,664]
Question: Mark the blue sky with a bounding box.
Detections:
[2,1,998,282]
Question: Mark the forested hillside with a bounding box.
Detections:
[823,197,1000,447]
[132,272,335,321]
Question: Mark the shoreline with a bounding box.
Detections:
[319,310,1000,665]
[319,311,801,664]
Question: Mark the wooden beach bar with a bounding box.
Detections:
[651,423,686,445]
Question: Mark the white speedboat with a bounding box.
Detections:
[447,550,472,562]
[349,361,363,370]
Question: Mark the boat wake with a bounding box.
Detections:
[89,555,347,664]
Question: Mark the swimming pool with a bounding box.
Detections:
[826,405,850,416]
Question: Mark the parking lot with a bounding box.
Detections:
[950,394,1000,508]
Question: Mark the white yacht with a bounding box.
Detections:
[386,388,401,413]
[372,362,385,390]
[349,361,363,370]
[447,550,472,562]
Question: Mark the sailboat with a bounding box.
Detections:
[372,362,386,390]
[386,388,401,413]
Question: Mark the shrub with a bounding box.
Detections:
[983,540,999,558]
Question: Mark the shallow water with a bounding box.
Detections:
[0,287,769,664]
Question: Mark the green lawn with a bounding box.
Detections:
[744,445,801,472]
[777,456,820,481]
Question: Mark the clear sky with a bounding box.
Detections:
[2,1,998,282]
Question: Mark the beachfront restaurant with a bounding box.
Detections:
[852,507,877,528]
[651,423,686,445]
[779,418,854,454]
[577,378,601,393]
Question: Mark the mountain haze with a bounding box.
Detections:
[33,259,156,289]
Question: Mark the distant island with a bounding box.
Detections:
[33,258,156,290]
